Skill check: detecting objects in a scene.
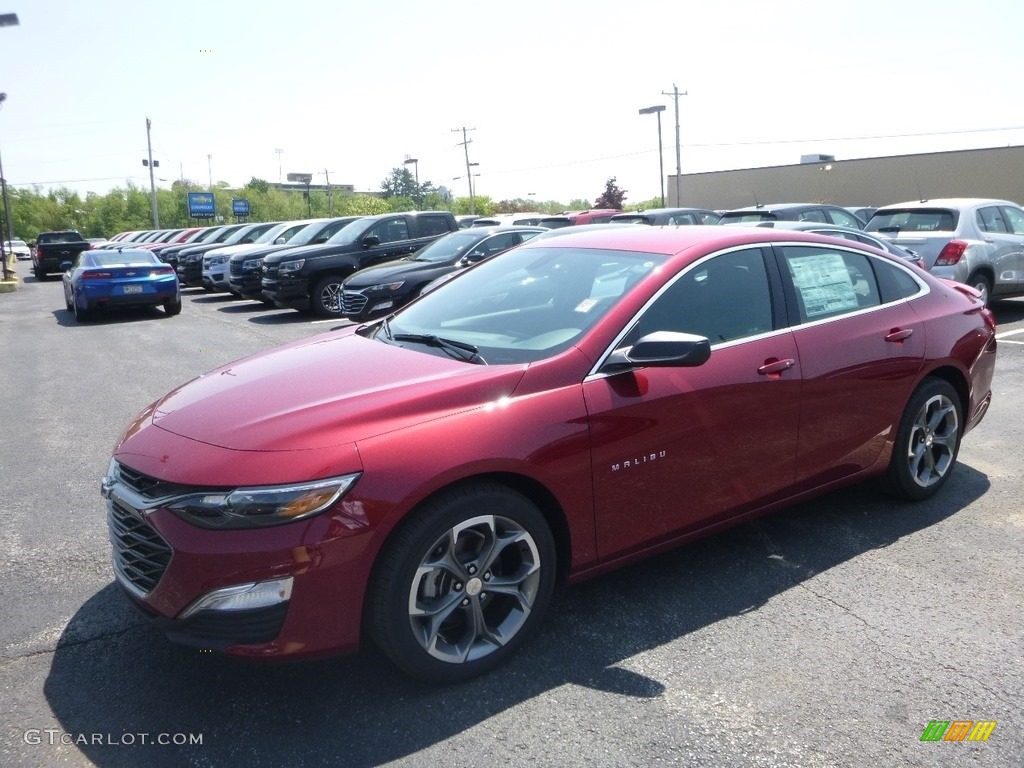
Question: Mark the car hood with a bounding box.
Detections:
[227,243,298,262]
[263,241,355,263]
[149,329,527,451]
[206,243,266,258]
[345,259,452,287]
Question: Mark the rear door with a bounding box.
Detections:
[774,243,926,491]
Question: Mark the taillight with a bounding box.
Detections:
[981,308,997,333]
[935,240,968,266]
[150,267,174,276]
[81,271,113,279]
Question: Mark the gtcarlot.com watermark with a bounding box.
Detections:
[24,730,203,746]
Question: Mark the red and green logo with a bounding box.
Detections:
[920,720,996,742]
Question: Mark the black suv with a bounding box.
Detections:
[261,211,459,317]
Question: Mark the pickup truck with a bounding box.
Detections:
[260,211,460,317]
[32,231,93,279]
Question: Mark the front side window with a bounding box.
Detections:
[976,207,1009,234]
[1000,205,1024,235]
[780,246,881,323]
[622,248,774,346]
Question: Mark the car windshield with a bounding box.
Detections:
[325,219,374,246]
[865,209,958,233]
[412,231,490,263]
[383,246,664,365]
[8,240,27,247]
[287,218,355,246]
[252,223,292,244]
[193,227,225,243]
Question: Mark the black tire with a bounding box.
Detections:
[885,378,963,501]
[311,275,346,318]
[369,483,556,683]
[73,296,91,322]
[966,272,992,307]
[33,266,45,280]
[164,299,182,316]
[64,290,73,311]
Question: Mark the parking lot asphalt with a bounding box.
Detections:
[2,277,1022,768]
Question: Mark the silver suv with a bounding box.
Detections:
[865,198,1024,305]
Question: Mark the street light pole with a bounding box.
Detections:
[661,84,687,206]
[403,156,419,210]
[144,117,160,228]
[0,89,15,281]
[638,105,666,208]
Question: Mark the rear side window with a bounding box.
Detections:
[667,214,697,225]
[865,209,957,233]
[796,209,828,223]
[873,259,921,303]
[780,246,881,323]
[828,209,864,228]
[417,216,453,237]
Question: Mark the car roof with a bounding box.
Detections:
[876,198,1018,209]
[722,203,844,213]
[519,222,868,257]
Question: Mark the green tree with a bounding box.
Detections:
[594,178,626,209]
[567,198,592,211]
[380,167,419,199]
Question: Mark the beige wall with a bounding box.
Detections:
[671,146,1024,210]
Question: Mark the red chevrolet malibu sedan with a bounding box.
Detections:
[102,226,996,682]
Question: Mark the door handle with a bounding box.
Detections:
[885,328,913,343]
[757,358,795,376]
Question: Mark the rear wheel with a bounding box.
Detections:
[73,296,91,322]
[967,272,992,306]
[885,378,963,501]
[369,483,556,682]
[164,298,182,316]
[33,266,45,280]
[311,275,346,317]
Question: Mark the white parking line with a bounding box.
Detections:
[998,339,1024,345]
[995,328,1024,340]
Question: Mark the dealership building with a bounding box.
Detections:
[670,145,1024,211]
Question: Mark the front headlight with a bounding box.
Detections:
[279,259,305,276]
[207,255,226,266]
[166,473,361,529]
[242,258,263,272]
[364,280,405,294]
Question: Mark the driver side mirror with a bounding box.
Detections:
[602,331,711,373]
[362,235,381,248]
[274,237,286,244]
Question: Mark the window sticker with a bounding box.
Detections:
[574,297,600,313]
[789,252,859,318]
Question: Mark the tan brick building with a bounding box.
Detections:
[671,145,1024,211]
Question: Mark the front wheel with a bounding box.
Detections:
[369,483,556,683]
[885,378,963,501]
[311,275,347,317]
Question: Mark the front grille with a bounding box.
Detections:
[229,260,244,277]
[341,292,367,315]
[263,264,280,279]
[108,500,172,596]
[115,462,194,500]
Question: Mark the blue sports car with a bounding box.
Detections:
[62,248,181,321]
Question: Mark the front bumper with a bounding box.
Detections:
[103,464,374,658]
[261,276,310,310]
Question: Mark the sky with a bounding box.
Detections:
[2,0,1024,207]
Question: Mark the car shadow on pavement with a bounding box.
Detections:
[991,298,1024,325]
[51,307,171,328]
[43,464,989,768]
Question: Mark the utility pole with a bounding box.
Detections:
[275,148,283,184]
[144,118,160,228]
[661,84,687,206]
[207,154,213,190]
[452,127,476,214]
[321,168,334,216]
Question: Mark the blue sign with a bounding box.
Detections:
[232,199,250,217]
[187,192,216,219]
